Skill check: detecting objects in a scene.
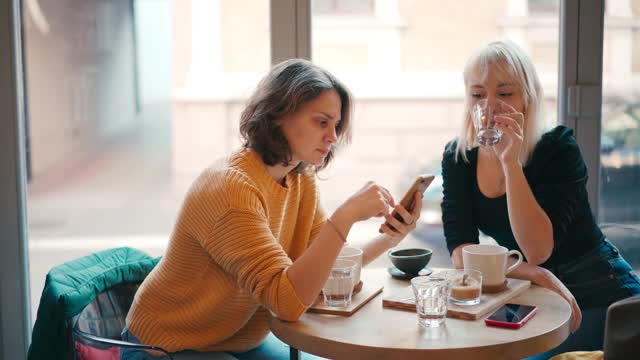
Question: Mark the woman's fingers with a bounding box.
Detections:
[368,184,394,217]
[394,203,414,225]
[571,299,582,333]
[495,115,523,136]
[378,185,395,208]
[379,192,422,236]
[495,122,521,140]
[411,192,424,217]
[379,223,399,237]
[541,270,582,333]
[383,213,405,233]
[393,192,423,225]
[501,111,524,127]
[363,183,392,217]
[496,100,518,115]
[556,286,582,333]
[376,195,390,217]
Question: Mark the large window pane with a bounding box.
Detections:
[600,1,640,224]
[599,1,640,270]
[23,0,270,319]
[312,0,559,268]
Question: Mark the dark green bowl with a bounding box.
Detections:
[388,248,432,276]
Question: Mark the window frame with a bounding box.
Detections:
[558,0,605,213]
[0,1,611,358]
[0,1,31,358]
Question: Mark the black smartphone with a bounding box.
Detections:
[484,303,538,329]
[380,174,435,233]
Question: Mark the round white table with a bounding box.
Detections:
[269,268,571,360]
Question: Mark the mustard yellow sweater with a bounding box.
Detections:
[126,148,326,352]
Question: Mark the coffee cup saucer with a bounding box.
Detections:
[387,266,433,280]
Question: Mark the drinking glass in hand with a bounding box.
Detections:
[411,275,451,328]
[472,99,504,146]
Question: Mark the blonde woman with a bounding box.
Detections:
[441,40,640,358]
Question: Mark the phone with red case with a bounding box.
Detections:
[484,303,538,329]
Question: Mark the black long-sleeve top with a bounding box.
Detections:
[441,125,605,269]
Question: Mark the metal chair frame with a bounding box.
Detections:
[71,282,173,359]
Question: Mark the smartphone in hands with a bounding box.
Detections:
[380,174,435,233]
[484,303,538,329]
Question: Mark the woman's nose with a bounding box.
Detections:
[325,127,337,143]
[485,94,498,107]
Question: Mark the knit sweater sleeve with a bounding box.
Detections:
[192,178,307,322]
[308,184,327,247]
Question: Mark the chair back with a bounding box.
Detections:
[72,282,139,339]
[71,282,173,359]
[29,247,160,360]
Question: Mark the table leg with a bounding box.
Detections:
[290,346,301,360]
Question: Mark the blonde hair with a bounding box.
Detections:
[455,40,546,164]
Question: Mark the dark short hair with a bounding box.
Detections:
[239,59,353,173]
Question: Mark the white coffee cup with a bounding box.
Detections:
[462,244,522,288]
[338,246,363,286]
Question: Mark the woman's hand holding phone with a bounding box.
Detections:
[378,191,424,247]
[334,177,430,248]
[337,181,396,224]
[377,175,434,246]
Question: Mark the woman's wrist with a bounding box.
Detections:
[333,204,357,225]
[502,160,522,176]
[380,233,400,249]
[329,207,354,241]
[531,266,551,286]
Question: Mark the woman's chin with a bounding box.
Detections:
[309,156,325,167]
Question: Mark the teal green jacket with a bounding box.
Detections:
[28,247,160,360]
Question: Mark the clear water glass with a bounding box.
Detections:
[411,275,451,327]
[472,99,504,146]
[322,259,357,307]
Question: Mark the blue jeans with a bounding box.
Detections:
[555,240,640,310]
[526,240,640,358]
[120,329,324,360]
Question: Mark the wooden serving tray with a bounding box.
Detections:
[308,282,384,317]
[382,278,531,320]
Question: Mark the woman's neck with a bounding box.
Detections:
[476,147,507,198]
[264,161,298,185]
